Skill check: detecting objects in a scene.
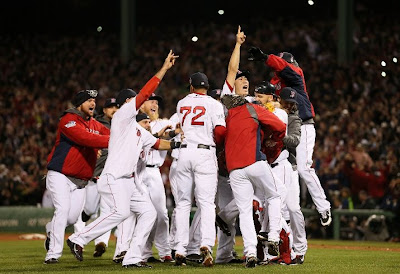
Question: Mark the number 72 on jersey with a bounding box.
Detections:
[180,106,206,126]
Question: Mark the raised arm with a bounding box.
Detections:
[135,50,179,109]
[226,26,246,87]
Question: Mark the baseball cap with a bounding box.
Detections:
[189,72,209,89]
[279,52,295,64]
[208,89,222,99]
[116,88,137,107]
[236,70,250,80]
[148,93,163,104]
[279,87,297,103]
[72,89,98,107]
[254,81,276,95]
[103,98,117,108]
[136,112,150,122]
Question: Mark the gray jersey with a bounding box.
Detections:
[283,110,301,168]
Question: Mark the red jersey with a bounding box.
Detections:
[224,103,286,172]
[47,108,110,180]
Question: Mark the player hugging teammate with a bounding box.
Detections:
[43,27,331,268]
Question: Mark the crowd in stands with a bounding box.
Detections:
[1,12,399,240]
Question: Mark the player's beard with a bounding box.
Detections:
[149,111,159,121]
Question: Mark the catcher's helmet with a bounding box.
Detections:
[254,81,276,95]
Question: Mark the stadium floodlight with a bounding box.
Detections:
[97,26,102,32]
[308,0,314,5]
[393,57,398,63]
[381,61,386,67]
[218,10,224,15]
[192,36,198,42]
[381,71,386,77]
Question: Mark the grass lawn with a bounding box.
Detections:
[0,235,399,274]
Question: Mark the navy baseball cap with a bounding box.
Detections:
[208,89,222,99]
[148,93,163,104]
[103,98,117,108]
[116,88,137,107]
[236,69,250,80]
[280,87,297,103]
[254,81,276,95]
[189,72,209,89]
[279,52,295,64]
[136,112,150,122]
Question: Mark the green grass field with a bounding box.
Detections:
[0,236,399,274]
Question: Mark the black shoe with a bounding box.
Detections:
[44,258,58,264]
[123,262,152,268]
[44,232,50,251]
[146,256,160,263]
[227,258,244,264]
[81,211,91,222]
[67,239,83,261]
[320,210,332,226]
[93,242,106,257]
[171,249,176,260]
[215,215,231,236]
[295,255,304,264]
[174,254,187,266]
[113,251,127,263]
[245,256,257,268]
[186,253,203,264]
[267,241,280,257]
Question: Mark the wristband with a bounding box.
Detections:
[170,141,181,149]
[168,130,178,138]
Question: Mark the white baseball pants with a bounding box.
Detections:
[296,124,331,213]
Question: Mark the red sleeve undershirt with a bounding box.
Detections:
[214,125,227,147]
[136,76,161,109]
[152,139,161,149]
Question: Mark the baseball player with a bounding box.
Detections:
[279,87,308,263]
[220,94,286,268]
[67,50,179,268]
[139,94,181,263]
[174,72,226,267]
[44,89,110,264]
[73,97,118,258]
[248,47,332,226]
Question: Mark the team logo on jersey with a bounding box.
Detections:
[65,121,76,128]
[290,90,296,98]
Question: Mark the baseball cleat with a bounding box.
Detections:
[113,251,127,263]
[160,255,175,262]
[146,256,160,262]
[43,258,58,264]
[320,210,332,226]
[93,242,106,257]
[186,253,203,264]
[174,253,187,266]
[267,241,280,257]
[257,231,269,242]
[245,256,257,268]
[123,262,152,268]
[67,239,83,261]
[200,246,213,267]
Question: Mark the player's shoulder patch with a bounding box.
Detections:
[65,121,76,128]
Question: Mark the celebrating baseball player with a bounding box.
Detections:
[44,89,110,264]
[67,50,179,269]
[248,47,332,226]
[173,71,226,267]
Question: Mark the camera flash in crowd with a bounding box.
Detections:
[381,71,387,77]
[308,0,315,6]
[393,57,398,63]
[218,10,224,15]
[192,36,198,42]
[381,61,386,67]
[97,26,102,32]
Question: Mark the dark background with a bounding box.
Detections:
[1,0,398,34]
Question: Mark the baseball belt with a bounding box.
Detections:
[180,144,214,150]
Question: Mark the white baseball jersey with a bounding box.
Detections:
[176,93,225,146]
[146,119,172,166]
[101,98,157,179]
[169,113,180,159]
